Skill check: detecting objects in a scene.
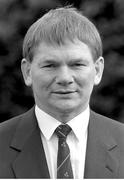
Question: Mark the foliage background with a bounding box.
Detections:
[0,0,124,123]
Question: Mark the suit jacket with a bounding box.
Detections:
[1,107,124,178]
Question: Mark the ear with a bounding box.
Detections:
[94,56,104,85]
[21,58,32,87]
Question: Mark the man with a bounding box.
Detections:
[0,7,124,179]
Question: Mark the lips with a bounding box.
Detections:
[52,90,76,94]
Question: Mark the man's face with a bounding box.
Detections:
[22,40,104,120]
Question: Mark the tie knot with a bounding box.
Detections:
[55,124,72,138]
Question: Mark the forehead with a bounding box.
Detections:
[33,40,93,61]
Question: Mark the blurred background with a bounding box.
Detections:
[0,0,124,123]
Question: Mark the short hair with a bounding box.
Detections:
[23,7,103,62]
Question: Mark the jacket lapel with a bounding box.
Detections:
[84,111,119,178]
[10,107,50,178]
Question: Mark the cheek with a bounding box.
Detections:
[77,70,94,83]
[31,71,54,91]
[76,69,96,91]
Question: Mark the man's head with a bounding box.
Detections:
[21,7,104,122]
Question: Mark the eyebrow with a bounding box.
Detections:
[69,58,88,63]
[39,58,89,65]
[42,59,59,64]
[38,59,59,66]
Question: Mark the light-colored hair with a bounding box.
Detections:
[23,7,103,62]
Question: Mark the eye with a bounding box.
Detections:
[41,63,59,69]
[75,63,85,66]
[71,63,86,67]
[43,64,55,68]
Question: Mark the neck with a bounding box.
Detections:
[36,104,88,123]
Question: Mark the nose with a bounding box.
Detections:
[55,66,74,86]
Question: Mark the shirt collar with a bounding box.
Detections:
[35,105,61,140]
[67,106,90,141]
[35,105,90,141]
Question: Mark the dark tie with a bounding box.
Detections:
[55,124,74,179]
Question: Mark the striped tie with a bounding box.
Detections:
[55,124,73,179]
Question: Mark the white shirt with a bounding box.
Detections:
[35,105,89,179]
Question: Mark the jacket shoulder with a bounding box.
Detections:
[0,107,34,144]
[91,110,124,140]
[91,110,123,127]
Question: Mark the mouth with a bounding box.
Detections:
[52,90,76,95]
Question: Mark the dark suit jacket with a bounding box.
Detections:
[1,107,124,178]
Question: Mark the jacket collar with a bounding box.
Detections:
[84,110,119,178]
[10,107,50,178]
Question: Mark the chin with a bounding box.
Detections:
[53,102,78,113]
